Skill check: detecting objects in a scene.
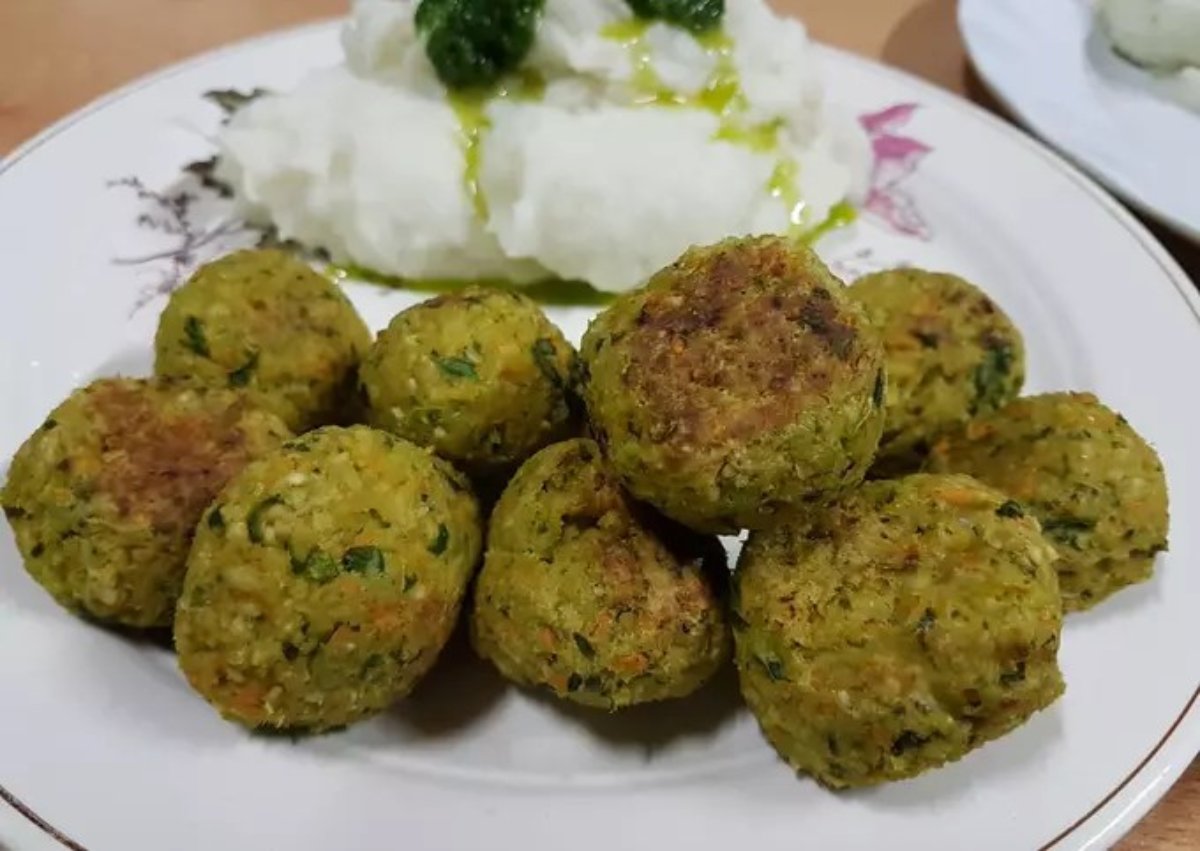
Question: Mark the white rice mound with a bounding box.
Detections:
[217,0,871,292]
[1098,0,1200,70]
[1098,0,1200,111]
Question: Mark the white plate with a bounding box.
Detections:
[959,0,1200,240]
[1,19,1198,851]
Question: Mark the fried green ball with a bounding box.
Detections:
[175,426,482,732]
[359,287,577,474]
[928,392,1168,612]
[2,378,291,627]
[154,249,372,432]
[734,474,1064,788]
[580,236,886,533]
[471,439,730,710]
[850,269,1025,475]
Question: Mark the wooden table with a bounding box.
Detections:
[0,1,1195,848]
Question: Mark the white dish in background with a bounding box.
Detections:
[960,0,1200,240]
[0,19,1198,851]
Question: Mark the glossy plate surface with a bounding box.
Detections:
[1,20,1198,851]
[960,0,1200,239]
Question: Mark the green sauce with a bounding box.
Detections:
[341,69,615,308]
[328,264,614,307]
[601,20,679,105]
[601,21,743,113]
[693,30,746,117]
[800,200,858,246]
[602,17,652,43]
[449,93,492,221]
[602,18,855,244]
[449,69,546,223]
[382,15,853,306]
[714,118,781,153]
[768,165,859,243]
[767,158,802,228]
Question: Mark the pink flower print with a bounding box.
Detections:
[859,103,933,239]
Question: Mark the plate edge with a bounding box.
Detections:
[0,17,342,177]
[956,0,1200,243]
[0,17,1195,851]
[822,42,1200,846]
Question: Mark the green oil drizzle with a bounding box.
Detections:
[431,69,611,306]
[343,68,616,308]
[602,17,856,244]
[449,69,547,222]
[602,18,653,43]
[328,264,614,307]
[601,19,679,105]
[449,93,492,221]
[601,21,744,113]
[693,29,746,117]
[376,19,854,306]
[801,200,858,245]
[767,158,803,229]
[713,118,782,153]
[768,164,858,243]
